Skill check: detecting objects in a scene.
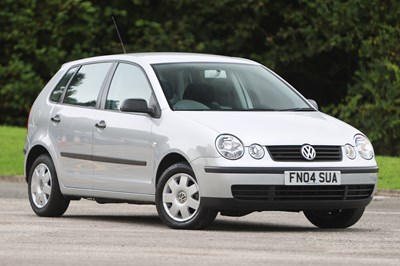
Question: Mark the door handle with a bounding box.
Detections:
[51,115,61,123]
[95,120,106,129]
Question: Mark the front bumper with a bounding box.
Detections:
[191,157,378,211]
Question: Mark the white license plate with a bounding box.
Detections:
[284,171,341,185]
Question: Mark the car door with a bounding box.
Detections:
[92,62,155,194]
[50,62,113,189]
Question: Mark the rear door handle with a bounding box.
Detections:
[95,120,106,129]
[51,115,61,123]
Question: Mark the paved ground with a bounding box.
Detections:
[0,182,399,266]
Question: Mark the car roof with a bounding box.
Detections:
[62,52,260,68]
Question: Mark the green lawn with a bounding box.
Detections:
[0,126,25,176]
[0,126,399,189]
[376,156,400,189]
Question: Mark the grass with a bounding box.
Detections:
[0,126,25,176]
[376,156,400,190]
[0,126,399,189]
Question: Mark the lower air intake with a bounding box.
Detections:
[231,185,374,201]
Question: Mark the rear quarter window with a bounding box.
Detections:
[49,67,78,103]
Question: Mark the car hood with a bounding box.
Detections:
[177,111,360,146]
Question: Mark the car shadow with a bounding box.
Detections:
[62,214,165,228]
[59,214,372,233]
[209,219,371,233]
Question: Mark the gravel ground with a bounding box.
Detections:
[0,181,399,265]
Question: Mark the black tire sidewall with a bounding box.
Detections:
[304,208,365,229]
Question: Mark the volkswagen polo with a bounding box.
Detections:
[24,53,378,229]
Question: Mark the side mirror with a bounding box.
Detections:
[120,99,155,117]
[307,99,319,110]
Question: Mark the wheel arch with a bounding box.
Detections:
[25,145,52,182]
[156,153,189,186]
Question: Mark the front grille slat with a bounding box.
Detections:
[277,195,342,200]
[232,185,374,201]
[267,145,342,162]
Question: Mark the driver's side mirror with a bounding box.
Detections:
[120,98,156,117]
[307,99,319,110]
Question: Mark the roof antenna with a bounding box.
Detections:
[112,16,127,54]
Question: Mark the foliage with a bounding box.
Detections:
[0,0,123,125]
[314,0,400,156]
[0,0,399,155]
[330,60,400,155]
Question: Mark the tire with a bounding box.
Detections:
[156,162,217,229]
[28,154,70,217]
[304,208,365,229]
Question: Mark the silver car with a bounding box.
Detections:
[24,53,378,229]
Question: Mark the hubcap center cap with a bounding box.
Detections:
[39,180,44,190]
[177,191,187,204]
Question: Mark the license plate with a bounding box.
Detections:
[284,171,341,185]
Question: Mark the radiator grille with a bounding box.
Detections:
[267,146,342,161]
[231,185,374,201]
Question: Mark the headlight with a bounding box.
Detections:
[354,134,374,160]
[215,134,244,160]
[249,144,265,159]
[344,144,356,159]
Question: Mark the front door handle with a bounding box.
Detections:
[51,115,61,123]
[95,120,106,129]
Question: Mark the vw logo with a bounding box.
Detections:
[301,145,316,160]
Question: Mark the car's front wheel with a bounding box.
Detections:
[304,208,365,228]
[156,162,217,229]
[28,154,70,217]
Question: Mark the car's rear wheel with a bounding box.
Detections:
[304,208,365,228]
[28,154,70,217]
[156,162,217,229]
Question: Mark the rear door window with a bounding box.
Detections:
[64,63,112,107]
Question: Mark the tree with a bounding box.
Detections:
[260,0,400,155]
[0,0,123,125]
[0,0,399,155]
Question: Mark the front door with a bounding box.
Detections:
[92,63,155,194]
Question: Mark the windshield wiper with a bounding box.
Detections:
[248,108,276,111]
[277,107,316,112]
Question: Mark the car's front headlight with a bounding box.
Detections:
[215,134,244,160]
[354,134,374,160]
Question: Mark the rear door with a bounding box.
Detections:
[92,62,155,194]
[50,62,113,189]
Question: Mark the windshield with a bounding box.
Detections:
[152,63,313,111]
